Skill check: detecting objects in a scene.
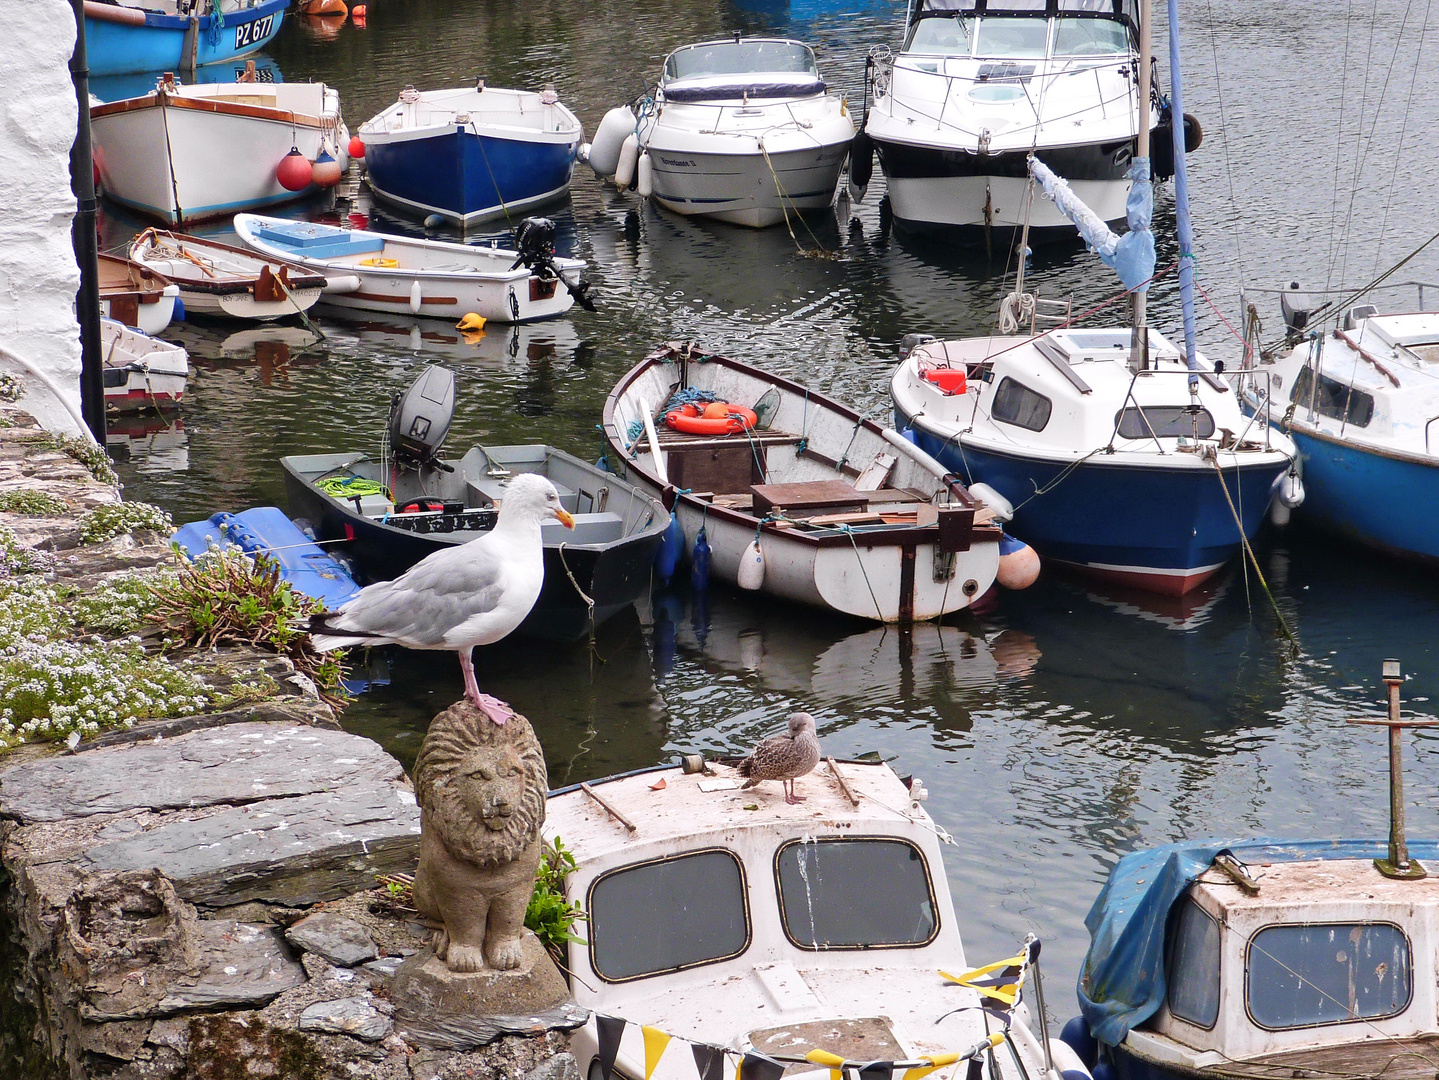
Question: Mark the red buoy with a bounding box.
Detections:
[276,147,313,192]
[348,135,365,160]
[311,150,343,188]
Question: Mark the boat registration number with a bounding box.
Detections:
[235,14,276,49]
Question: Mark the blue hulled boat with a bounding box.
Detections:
[83,0,286,77]
[357,84,582,227]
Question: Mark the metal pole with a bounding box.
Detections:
[1129,0,1152,374]
[1386,665,1407,871]
[70,0,107,447]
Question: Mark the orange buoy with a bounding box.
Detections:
[299,0,347,13]
[311,150,343,188]
[276,147,313,191]
[348,135,365,159]
[664,402,758,436]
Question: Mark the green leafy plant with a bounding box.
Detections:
[79,501,174,544]
[0,523,54,577]
[52,434,118,486]
[145,550,347,707]
[71,571,172,633]
[0,489,69,516]
[0,373,21,403]
[526,836,587,967]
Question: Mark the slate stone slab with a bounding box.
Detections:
[0,722,405,824]
[285,912,379,967]
[83,784,421,907]
[298,996,393,1042]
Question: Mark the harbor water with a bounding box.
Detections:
[99,0,1439,1017]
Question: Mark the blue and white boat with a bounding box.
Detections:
[1237,301,1439,564]
[357,84,583,227]
[83,0,286,77]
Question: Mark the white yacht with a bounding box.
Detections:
[589,37,855,228]
[860,0,1171,233]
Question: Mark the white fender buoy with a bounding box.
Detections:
[588,107,634,178]
[614,133,639,191]
[1269,500,1292,527]
[968,482,1014,523]
[1279,472,1305,508]
[409,280,422,313]
[636,151,653,198]
[577,142,592,166]
[737,539,765,591]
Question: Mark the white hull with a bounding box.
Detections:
[99,290,177,335]
[644,139,851,228]
[886,171,1133,230]
[92,82,348,225]
[101,319,189,412]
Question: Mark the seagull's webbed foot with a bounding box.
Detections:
[470,692,513,726]
[784,781,806,805]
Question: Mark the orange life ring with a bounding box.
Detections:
[664,402,758,435]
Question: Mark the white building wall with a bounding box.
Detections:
[0,0,85,436]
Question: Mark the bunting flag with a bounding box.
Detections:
[596,1015,627,1080]
[805,1047,846,1080]
[739,1051,786,1080]
[643,1026,673,1080]
[900,1053,961,1080]
[939,951,1029,1010]
[693,1044,728,1080]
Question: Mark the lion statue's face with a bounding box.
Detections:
[457,746,527,832]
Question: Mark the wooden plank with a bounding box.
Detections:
[854,451,897,491]
[1222,1035,1439,1079]
[752,479,865,517]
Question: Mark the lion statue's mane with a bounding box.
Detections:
[412,703,547,870]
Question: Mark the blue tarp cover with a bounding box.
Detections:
[1078,837,1439,1047]
[1029,156,1154,292]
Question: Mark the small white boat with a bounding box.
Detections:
[233,213,592,324]
[589,37,855,228]
[128,229,327,321]
[604,344,1035,622]
[91,73,349,225]
[549,757,1089,1080]
[358,83,583,227]
[100,318,189,412]
[97,253,179,335]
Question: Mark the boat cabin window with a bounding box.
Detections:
[1167,897,1221,1028]
[588,849,749,981]
[666,41,818,80]
[974,16,1050,58]
[1052,16,1131,54]
[1114,406,1216,440]
[992,377,1052,431]
[1246,922,1411,1030]
[775,838,939,950]
[907,16,974,54]
[1290,367,1374,428]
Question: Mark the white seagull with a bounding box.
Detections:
[307,473,574,724]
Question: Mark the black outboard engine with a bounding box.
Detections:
[899,332,938,360]
[510,216,597,312]
[387,364,456,469]
[1280,280,1314,339]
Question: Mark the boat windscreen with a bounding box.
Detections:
[1052,16,1131,54]
[665,41,818,81]
[974,17,1050,58]
[775,838,938,949]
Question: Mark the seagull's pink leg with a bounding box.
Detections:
[785,779,806,805]
[459,649,511,725]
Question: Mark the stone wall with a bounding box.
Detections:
[0,0,84,436]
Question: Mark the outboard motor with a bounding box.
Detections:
[899,332,937,360]
[387,364,456,469]
[510,217,597,312]
[1280,280,1314,338]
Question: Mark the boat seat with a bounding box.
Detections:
[467,475,578,512]
[253,221,385,261]
[540,512,624,544]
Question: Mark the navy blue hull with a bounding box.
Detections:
[898,411,1285,593]
[365,128,578,225]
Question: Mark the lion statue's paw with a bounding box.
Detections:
[446,943,486,973]
[486,935,525,971]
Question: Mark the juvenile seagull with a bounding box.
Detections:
[307,473,574,724]
[738,713,821,804]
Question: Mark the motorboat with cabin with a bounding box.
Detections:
[1234,287,1439,564]
[83,0,287,77]
[603,343,1037,622]
[891,328,1297,594]
[588,36,855,228]
[858,0,1190,234]
[358,83,584,227]
[281,365,668,641]
[1063,658,1439,1080]
[547,755,1092,1080]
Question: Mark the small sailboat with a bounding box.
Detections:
[129,229,326,321]
[357,83,584,227]
[889,0,1294,594]
[91,71,349,225]
[588,36,855,228]
[100,318,189,412]
[233,213,593,323]
[83,0,286,77]
[97,253,179,335]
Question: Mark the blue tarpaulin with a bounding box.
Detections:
[1077,837,1439,1047]
[1029,156,1155,293]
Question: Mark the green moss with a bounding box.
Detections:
[0,490,68,516]
[0,373,21,404]
[184,1015,325,1080]
[77,501,174,544]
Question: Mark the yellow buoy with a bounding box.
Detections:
[456,312,487,331]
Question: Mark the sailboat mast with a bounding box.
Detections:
[1168,0,1199,388]
[1130,0,1152,372]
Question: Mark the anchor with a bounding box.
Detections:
[1349,658,1437,880]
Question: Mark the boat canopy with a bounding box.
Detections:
[911,0,1138,26]
[1077,838,1439,1048]
[661,38,826,102]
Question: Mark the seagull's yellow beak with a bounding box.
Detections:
[554,507,575,529]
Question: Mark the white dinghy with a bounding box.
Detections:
[100,318,189,412]
[589,37,855,228]
[233,214,593,323]
[129,229,327,321]
[604,343,1037,622]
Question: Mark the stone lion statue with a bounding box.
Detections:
[411,700,547,973]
